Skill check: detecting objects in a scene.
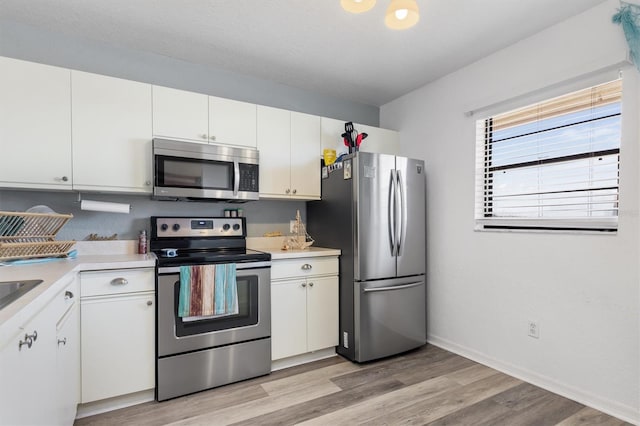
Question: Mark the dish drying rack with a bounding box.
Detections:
[0,211,75,261]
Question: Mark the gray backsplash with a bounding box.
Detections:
[0,190,306,241]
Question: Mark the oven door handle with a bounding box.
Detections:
[158,261,271,274]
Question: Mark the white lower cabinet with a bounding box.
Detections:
[271,256,339,360]
[0,275,79,426]
[80,268,155,403]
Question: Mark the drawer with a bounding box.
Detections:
[49,275,80,322]
[272,256,338,280]
[81,268,154,297]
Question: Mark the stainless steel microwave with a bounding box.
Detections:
[152,138,259,202]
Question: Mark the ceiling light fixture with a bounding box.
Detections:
[385,0,419,30]
[341,0,419,30]
[340,0,376,14]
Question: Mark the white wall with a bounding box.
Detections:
[381,1,639,422]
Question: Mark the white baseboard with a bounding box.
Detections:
[75,389,155,419]
[271,347,337,371]
[428,335,639,425]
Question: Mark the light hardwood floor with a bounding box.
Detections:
[75,345,631,425]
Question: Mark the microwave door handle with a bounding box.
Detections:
[233,161,240,196]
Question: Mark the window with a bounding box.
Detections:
[475,79,622,232]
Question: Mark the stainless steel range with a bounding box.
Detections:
[150,216,271,401]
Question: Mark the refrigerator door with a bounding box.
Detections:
[354,152,397,281]
[354,276,426,362]
[395,156,426,277]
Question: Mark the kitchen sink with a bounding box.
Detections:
[0,280,43,310]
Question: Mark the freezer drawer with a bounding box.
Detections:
[354,276,426,362]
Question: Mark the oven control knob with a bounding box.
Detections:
[172,223,181,231]
[233,224,241,231]
[222,224,231,231]
[160,223,168,231]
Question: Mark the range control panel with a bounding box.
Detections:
[153,217,245,238]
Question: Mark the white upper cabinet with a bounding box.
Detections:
[320,117,400,156]
[356,124,400,156]
[291,112,321,198]
[72,71,153,193]
[257,106,291,197]
[0,57,72,190]
[257,107,321,200]
[209,96,257,148]
[152,86,209,143]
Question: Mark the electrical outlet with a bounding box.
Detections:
[290,220,297,233]
[528,320,540,339]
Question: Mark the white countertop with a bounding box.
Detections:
[0,251,155,343]
[247,236,341,260]
[261,246,341,260]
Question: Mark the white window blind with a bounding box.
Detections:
[475,79,622,232]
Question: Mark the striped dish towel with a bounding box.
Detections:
[178,264,238,319]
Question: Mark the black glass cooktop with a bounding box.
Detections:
[154,248,270,267]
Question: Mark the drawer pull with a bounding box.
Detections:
[147,300,153,306]
[26,330,37,342]
[110,278,129,286]
[58,338,67,346]
[301,283,307,288]
[64,290,74,300]
[309,282,314,287]
[301,264,312,270]
[18,336,32,351]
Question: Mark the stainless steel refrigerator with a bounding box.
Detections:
[308,151,426,362]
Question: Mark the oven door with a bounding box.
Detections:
[157,262,270,357]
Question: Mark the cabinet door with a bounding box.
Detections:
[152,85,209,143]
[81,292,155,403]
[357,124,400,155]
[0,306,56,425]
[209,96,257,148]
[72,71,152,193]
[291,112,321,199]
[307,276,339,353]
[271,280,307,360]
[0,57,72,190]
[56,303,79,425]
[257,106,291,198]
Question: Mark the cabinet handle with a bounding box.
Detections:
[110,277,128,286]
[145,180,152,186]
[147,300,153,306]
[301,264,312,270]
[200,134,208,140]
[57,338,67,346]
[209,135,216,141]
[292,189,297,194]
[61,176,69,182]
[18,336,32,351]
[301,283,307,288]
[25,331,37,342]
[285,189,291,194]
[64,290,74,300]
[309,282,314,287]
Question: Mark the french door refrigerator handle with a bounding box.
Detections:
[396,170,406,257]
[388,169,397,256]
[362,281,423,293]
[233,161,240,195]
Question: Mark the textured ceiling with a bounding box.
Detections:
[0,0,609,106]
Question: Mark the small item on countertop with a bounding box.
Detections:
[263,231,283,237]
[224,209,231,217]
[138,230,147,254]
[86,233,118,241]
[237,208,243,217]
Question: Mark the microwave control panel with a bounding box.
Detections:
[239,164,259,192]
